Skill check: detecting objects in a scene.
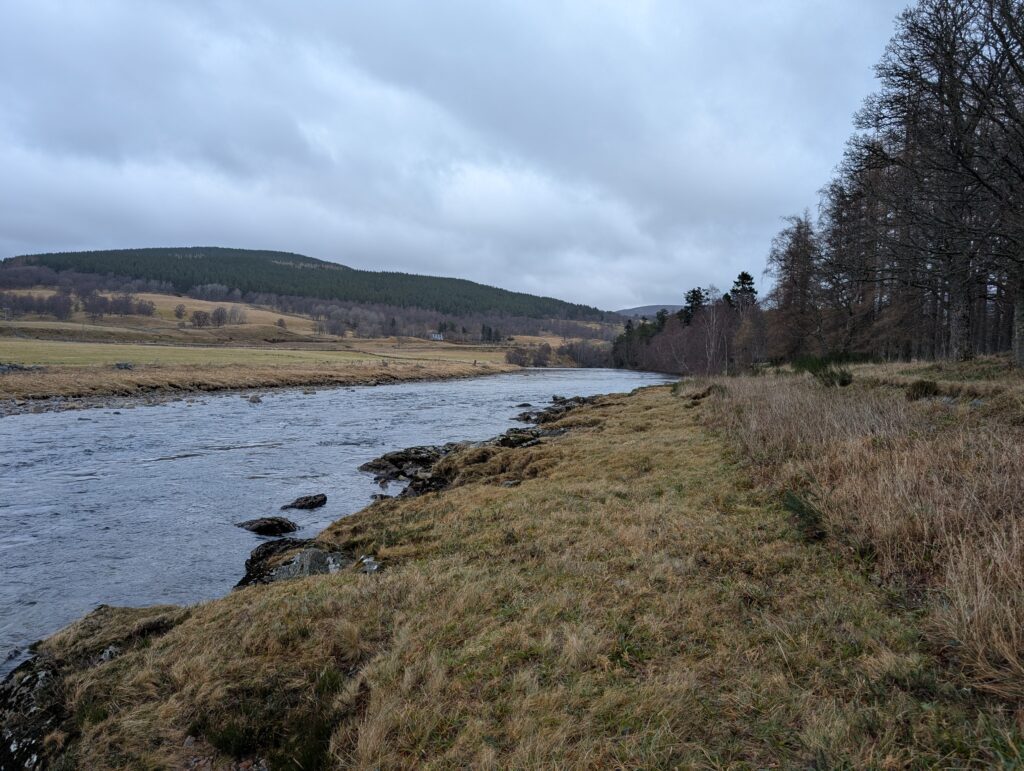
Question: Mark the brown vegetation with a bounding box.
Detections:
[10,381,1022,768]
[0,359,514,402]
[696,358,1024,705]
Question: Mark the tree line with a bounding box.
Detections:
[617,1,1024,373]
[0,289,155,322]
[0,260,618,342]
[769,0,1024,366]
[612,273,764,374]
[6,247,612,321]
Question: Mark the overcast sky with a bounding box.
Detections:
[0,0,906,309]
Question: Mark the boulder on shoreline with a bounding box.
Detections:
[358,444,463,485]
[0,656,62,769]
[236,538,357,586]
[281,493,327,510]
[514,395,598,424]
[235,516,298,536]
[358,422,571,498]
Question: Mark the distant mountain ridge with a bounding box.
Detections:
[5,247,611,321]
[616,304,683,318]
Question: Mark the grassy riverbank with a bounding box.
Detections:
[7,370,1022,768]
[0,338,515,401]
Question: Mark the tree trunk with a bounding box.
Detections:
[949,294,973,361]
[1014,272,1024,368]
[948,265,974,362]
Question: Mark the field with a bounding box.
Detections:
[0,339,370,367]
[0,288,591,402]
[0,326,515,401]
[9,367,1023,768]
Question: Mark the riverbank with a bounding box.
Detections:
[2,375,1020,768]
[0,359,518,415]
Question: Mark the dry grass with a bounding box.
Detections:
[0,338,515,400]
[20,386,1022,768]
[0,338,374,367]
[695,361,1024,705]
[0,359,513,401]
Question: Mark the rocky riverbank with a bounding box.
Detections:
[232,395,597,588]
[0,391,602,769]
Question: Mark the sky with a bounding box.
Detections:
[0,0,907,310]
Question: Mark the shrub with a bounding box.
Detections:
[792,355,853,388]
[906,379,941,401]
[505,347,530,366]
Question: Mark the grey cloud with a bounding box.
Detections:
[1,0,906,308]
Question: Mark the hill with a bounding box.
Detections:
[615,304,682,317]
[4,247,610,321]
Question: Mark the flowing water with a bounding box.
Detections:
[0,369,673,674]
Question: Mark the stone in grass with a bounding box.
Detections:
[236,516,298,536]
[281,493,327,510]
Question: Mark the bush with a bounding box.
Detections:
[792,355,853,388]
[505,347,530,366]
[816,365,853,388]
[906,379,941,401]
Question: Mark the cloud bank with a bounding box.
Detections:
[0,0,905,308]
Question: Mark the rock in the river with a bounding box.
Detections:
[248,394,263,404]
[235,516,298,536]
[281,493,327,510]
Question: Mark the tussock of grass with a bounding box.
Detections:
[20,386,1022,768]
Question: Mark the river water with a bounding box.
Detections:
[0,369,672,674]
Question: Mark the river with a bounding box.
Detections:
[0,368,673,674]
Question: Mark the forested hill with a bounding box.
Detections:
[5,247,610,320]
